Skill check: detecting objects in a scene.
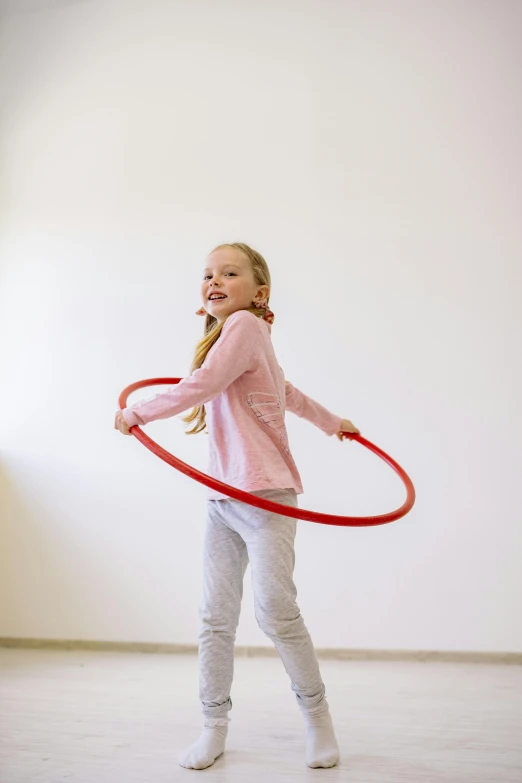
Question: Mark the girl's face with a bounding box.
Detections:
[201,248,269,323]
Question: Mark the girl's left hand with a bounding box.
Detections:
[337,418,360,441]
[114,410,132,436]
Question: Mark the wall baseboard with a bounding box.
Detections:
[0,637,520,664]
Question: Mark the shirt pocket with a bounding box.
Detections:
[247,391,290,453]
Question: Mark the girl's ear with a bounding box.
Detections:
[253,285,270,304]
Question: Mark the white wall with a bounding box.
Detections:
[1,0,521,653]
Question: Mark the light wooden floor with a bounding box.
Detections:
[1,649,521,782]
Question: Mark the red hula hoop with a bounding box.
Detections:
[119,378,416,528]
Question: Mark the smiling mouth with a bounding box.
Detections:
[208,295,227,301]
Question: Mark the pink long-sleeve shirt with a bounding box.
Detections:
[122,309,342,500]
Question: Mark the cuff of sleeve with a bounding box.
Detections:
[327,417,343,436]
[121,408,143,428]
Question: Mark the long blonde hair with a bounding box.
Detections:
[182,242,272,435]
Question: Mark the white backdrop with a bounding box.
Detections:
[1,0,521,653]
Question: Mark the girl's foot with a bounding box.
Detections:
[301,704,340,768]
[177,719,229,770]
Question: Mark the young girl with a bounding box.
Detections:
[114,242,360,770]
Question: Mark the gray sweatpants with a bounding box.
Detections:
[198,487,326,720]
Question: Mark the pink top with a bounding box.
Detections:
[122,310,342,500]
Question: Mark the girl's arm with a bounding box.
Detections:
[121,311,261,428]
[284,379,343,436]
[285,379,360,439]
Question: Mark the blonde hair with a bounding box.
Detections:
[182,242,272,435]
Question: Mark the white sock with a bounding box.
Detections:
[177,719,229,770]
[302,704,340,768]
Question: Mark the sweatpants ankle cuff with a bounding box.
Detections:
[203,717,230,728]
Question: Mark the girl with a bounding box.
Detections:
[114,242,360,770]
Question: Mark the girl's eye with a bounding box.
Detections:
[203,272,237,280]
